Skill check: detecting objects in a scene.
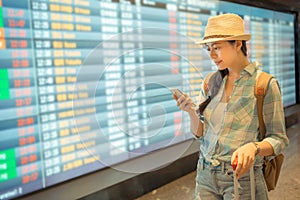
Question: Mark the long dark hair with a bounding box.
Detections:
[197,40,248,117]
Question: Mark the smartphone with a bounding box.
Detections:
[170,88,184,100]
[171,88,197,108]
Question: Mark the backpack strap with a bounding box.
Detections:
[255,71,273,140]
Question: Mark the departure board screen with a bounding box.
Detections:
[0,0,296,199]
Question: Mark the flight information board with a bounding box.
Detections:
[0,0,296,199]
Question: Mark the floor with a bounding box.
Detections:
[136,122,300,200]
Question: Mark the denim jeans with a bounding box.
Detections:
[195,159,269,200]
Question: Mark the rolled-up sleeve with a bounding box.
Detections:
[263,78,289,155]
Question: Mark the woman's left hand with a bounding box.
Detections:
[231,143,257,179]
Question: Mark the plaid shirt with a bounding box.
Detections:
[197,62,289,164]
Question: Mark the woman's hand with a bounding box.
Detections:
[174,93,195,113]
[231,142,257,179]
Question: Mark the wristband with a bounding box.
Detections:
[252,142,260,156]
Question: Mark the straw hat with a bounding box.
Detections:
[196,13,251,44]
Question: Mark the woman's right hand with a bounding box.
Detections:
[174,93,196,113]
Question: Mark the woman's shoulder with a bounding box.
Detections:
[204,71,215,83]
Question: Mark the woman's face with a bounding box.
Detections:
[205,41,238,70]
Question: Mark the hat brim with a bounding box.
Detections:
[195,34,251,45]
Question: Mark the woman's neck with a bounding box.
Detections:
[227,58,250,79]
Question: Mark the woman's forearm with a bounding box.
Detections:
[189,111,203,138]
[255,141,274,157]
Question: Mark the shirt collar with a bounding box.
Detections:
[241,61,260,77]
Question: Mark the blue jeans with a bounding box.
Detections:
[195,159,269,200]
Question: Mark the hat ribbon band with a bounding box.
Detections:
[203,35,234,40]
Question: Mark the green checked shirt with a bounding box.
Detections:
[197,62,289,164]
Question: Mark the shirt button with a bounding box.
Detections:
[211,160,220,166]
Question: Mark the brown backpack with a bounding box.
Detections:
[204,71,284,191]
[255,71,284,191]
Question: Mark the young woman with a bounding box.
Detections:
[175,13,289,199]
